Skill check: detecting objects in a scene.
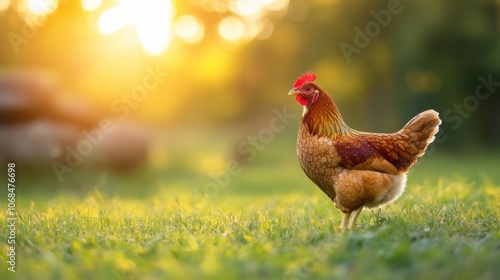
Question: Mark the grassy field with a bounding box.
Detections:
[1,141,500,279]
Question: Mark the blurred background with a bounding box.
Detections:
[0,0,499,195]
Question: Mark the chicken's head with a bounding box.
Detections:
[288,71,320,106]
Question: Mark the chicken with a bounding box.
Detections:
[288,71,441,230]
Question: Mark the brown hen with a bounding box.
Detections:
[288,71,441,230]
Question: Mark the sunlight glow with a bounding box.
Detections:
[258,0,277,4]
[229,0,290,18]
[92,0,287,53]
[265,0,289,11]
[218,16,245,42]
[81,0,102,11]
[98,8,126,35]
[26,0,58,15]
[11,0,288,53]
[217,0,283,42]
[0,0,10,12]
[98,0,174,56]
[232,0,263,18]
[136,19,171,56]
[15,0,58,26]
[174,15,204,44]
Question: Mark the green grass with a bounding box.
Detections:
[3,182,500,280]
[1,149,500,279]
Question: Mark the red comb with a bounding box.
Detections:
[293,71,316,88]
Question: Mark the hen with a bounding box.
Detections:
[288,71,441,230]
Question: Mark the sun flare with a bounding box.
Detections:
[98,0,174,56]
[10,0,287,56]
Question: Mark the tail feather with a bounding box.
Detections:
[401,109,441,159]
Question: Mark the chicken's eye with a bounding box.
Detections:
[305,86,312,91]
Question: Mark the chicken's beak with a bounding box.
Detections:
[288,88,300,96]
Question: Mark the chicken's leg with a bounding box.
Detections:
[348,207,363,231]
[340,212,351,230]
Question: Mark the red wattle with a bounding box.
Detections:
[296,95,309,106]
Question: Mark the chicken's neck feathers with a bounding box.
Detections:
[302,91,354,138]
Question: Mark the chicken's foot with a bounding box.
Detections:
[340,212,351,230]
[348,206,363,231]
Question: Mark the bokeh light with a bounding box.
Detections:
[174,15,205,44]
[14,0,59,26]
[98,7,126,35]
[7,0,289,56]
[136,18,171,56]
[232,0,263,18]
[218,16,245,42]
[81,0,102,11]
[265,0,289,11]
[26,0,58,15]
[97,0,174,55]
